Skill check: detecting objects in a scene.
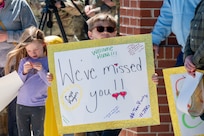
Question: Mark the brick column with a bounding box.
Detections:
[119,0,182,135]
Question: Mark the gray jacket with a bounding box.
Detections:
[0,0,37,67]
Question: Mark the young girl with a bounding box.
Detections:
[0,0,37,135]
[5,26,52,136]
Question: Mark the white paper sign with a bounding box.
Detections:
[177,71,203,115]
[55,42,151,125]
[0,71,23,111]
[47,34,160,134]
[163,67,204,136]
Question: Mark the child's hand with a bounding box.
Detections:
[47,73,53,82]
[23,61,33,74]
[152,73,158,85]
[32,62,43,71]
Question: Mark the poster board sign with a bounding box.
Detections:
[0,71,23,111]
[47,34,160,134]
[163,66,204,136]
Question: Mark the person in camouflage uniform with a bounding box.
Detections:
[27,0,88,42]
[84,0,117,17]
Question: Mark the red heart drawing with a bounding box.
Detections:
[120,91,127,98]
[112,93,119,100]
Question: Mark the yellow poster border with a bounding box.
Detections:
[163,66,204,136]
[163,67,186,136]
[47,34,160,134]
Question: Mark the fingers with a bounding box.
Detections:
[24,62,43,73]
[184,55,195,69]
[189,70,196,78]
[184,60,195,70]
[152,73,159,85]
[47,73,53,82]
[23,61,33,74]
[184,55,196,77]
[153,45,159,59]
[32,62,42,71]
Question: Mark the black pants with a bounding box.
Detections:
[87,129,121,136]
[16,104,45,136]
[8,97,18,136]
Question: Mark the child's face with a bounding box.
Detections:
[25,41,45,59]
[88,20,117,39]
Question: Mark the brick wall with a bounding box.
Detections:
[118,0,182,135]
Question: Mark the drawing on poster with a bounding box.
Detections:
[163,66,204,136]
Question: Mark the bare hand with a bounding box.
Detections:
[32,62,43,71]
[0,30,8,42]
[152,73,159,85]
[153,44,159,58]
[47,73,53,82]
[184,55,196,77]
[23,61,33,74]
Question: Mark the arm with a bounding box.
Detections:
[37,69,51,86]
[6,1,37,43]
[84,4,100,17]
[184,35,196,77]
[18,59,30,82]
[184,34,194,59]
[32,62,51,86]
[152,0,173,46]
[191,15,204,69]
[192,42,204,68]
[184,9,204,75]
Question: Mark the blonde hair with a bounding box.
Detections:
[5,26,45,75]
[86,12,117,31]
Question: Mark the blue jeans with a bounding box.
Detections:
[175,51,184,67]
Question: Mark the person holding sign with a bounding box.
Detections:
[74,12,158,136]
[152,0,201,66]
[183,0,204,120]
[184,1,204,77]
[5,26,53,136]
